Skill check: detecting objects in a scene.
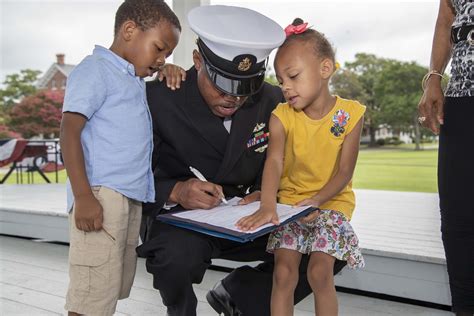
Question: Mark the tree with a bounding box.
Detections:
[374,60,427,150]
[265,66,279,86]
[8,90,64,139]
[0,69,42,109]
[332,53,388,147]
[0,124,21,139]
[374,60,449,150]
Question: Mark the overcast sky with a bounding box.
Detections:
[1,0,440,83]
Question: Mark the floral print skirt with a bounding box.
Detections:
[267,209,365,269]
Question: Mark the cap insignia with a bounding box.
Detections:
[238,58,252,71]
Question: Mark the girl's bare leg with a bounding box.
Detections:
[271,248,302,316]
[308,252,337,316]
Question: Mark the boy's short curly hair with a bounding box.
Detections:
[114,0,181,35]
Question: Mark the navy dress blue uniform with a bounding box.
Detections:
[137,5,345,316]
[144,68,278,215]
[138,68,303,316]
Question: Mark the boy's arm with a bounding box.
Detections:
[157,63,186,90]
[60,112,103,232]
[236,114,286,231]
[297,117,364,222]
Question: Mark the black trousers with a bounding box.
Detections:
[137,219,346,316]
[438,96,474,313]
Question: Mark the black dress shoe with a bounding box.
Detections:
[206,281,243,316]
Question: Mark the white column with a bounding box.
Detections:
[172,0,210,69]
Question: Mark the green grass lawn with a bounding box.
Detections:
[354,148,438,193]
[2,147,438,193]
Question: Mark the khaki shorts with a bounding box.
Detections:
[65,186,142,316]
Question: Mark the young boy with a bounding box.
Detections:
[60,1,180,315]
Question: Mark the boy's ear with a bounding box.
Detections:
[192,50,203,70]
[320,58,334,80]
[120,20,138,41]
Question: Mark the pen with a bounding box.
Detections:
[189,166,228,205]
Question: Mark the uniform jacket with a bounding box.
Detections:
[144,67,283,217]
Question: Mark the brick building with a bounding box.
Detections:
[36,54,75,90]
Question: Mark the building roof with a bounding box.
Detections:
[36,63,75,89]
[36,53,75,89]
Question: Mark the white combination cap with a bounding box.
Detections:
[188,5,285,62]
[187,5,285,96]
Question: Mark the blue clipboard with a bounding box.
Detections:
[157,206,317,243]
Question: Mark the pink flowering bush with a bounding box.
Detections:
[0,124,21,139]
[9,90,64,138]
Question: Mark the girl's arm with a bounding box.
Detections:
[418,0,455,134]
[60,112,103,232]
[297,117,364,222]
[236,114,286,231]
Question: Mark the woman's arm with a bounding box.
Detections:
[418,0,456,134]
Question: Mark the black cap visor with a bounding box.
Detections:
[197,39,267,96]
[203,61,266,97]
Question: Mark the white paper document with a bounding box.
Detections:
[173,197,311,233]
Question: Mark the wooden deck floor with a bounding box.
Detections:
[0,235,450,315]
[0,184,451,308]
[0,184,445,262]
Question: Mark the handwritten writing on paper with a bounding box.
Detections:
[173,197,310,233]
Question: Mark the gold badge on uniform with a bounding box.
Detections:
[253,122,266,133]
[238,57,252,71]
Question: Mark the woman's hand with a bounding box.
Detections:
[418,78,445,135]
[157,63,186,90]
[236,206,279,231]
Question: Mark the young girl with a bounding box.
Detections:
[237,18,365,316]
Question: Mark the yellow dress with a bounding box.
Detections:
[266,96,366,267]
[273,96,366,220]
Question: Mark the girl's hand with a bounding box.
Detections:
[418,79,444,135]
[295,198,320,224]
[237,190,261,205]
[157,63,186,90]
[236,207,279,231]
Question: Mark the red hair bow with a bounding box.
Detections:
[284,22,309,37]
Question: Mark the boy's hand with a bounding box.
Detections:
[158,63,186,90]
[295,198,320,224]
[236,207,279,231]
[74,194,103,232]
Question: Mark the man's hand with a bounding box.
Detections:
[294,197,321,224]
[171,178,223,210]
[236,206,279,231]
[237,190,261,205]
[157,63,186,90]
[74,194,103,232]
